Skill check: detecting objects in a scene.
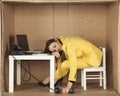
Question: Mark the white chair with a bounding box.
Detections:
[81,47,106,90]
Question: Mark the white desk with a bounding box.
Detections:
[9,54,55,93]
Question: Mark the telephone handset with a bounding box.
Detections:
[11,44,25,55]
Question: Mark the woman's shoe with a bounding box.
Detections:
[38,81,50,87]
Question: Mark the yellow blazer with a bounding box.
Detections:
[57,36,103,81]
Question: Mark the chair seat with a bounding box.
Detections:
[84,67,104,71]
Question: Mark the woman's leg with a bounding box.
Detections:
[42,76,50,84]
[40,59,90,87]
[39,60,70,86]
[77,58,92,69]
[38,76,50,87]
[55,60,70,81]
[39,76,59,87]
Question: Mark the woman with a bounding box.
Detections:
[39,36,103,94]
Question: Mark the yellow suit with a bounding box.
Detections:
[55,36,103,82]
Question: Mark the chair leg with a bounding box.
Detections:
[83,70,87,90]
[103,70,107,89]
[81,70,83,87]
[100,72,102,86]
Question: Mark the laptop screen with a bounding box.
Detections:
[16,34,29,51]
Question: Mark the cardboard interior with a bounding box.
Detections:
[0,0,120,94]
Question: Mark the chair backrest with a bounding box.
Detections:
[100,47,106,69]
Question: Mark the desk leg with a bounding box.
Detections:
[50,57,55,92]
[9,56,14,93]
[16,60,21,85]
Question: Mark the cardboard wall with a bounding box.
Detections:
[107,2,119,90]
[0,1,2,95]
[2,4,15,91]
[2,1,120,93]
[15,4,107,50]
[2,0,118,3]
[118,1,120,93]
[15,4,53,50]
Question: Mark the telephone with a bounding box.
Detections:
[11,44,25,55]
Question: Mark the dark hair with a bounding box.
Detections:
[44,39,56,54]
[44,38,62,54]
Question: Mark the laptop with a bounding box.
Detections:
[16,34,35,55]
[16,34,48,55]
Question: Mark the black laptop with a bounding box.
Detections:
[16,34,35,55]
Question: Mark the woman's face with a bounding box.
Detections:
[49,42,62,52]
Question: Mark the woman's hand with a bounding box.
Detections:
[62,81,73,94]
[52,51,60,58]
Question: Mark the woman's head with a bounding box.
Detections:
[44,38,62,54]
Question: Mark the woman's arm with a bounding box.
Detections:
[52,51,61,58]
[62,81,73,93]
[66,45,77,82]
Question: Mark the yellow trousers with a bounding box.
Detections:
[55,58,92,81]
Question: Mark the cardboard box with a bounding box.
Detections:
[0,0,120,94]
